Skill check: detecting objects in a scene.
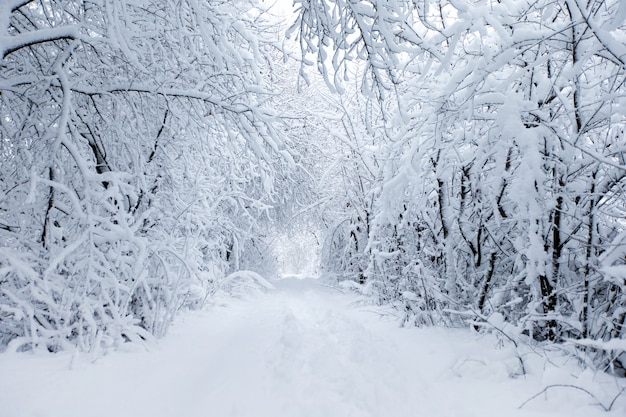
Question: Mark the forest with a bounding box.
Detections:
[0,0,625,380]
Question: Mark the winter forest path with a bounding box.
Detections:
[0,276,623,417]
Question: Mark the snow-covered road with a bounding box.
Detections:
[1,276,624,417]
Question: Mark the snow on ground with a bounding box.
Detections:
[1,276,624,417]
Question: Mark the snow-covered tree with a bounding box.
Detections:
[293,0,626,372]
[0,0,298,352]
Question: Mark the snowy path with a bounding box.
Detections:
[1,276,624,417]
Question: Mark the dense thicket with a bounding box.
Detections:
[0,0,298,352]
[294,0,626,374]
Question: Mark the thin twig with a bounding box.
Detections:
[518,384,609,411]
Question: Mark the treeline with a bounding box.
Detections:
[0,0,300,352]
[300,0,626,374]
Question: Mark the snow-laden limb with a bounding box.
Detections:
[1,25,82,58]
[571,338,626,352]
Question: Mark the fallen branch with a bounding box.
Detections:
[519,384,625,411]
